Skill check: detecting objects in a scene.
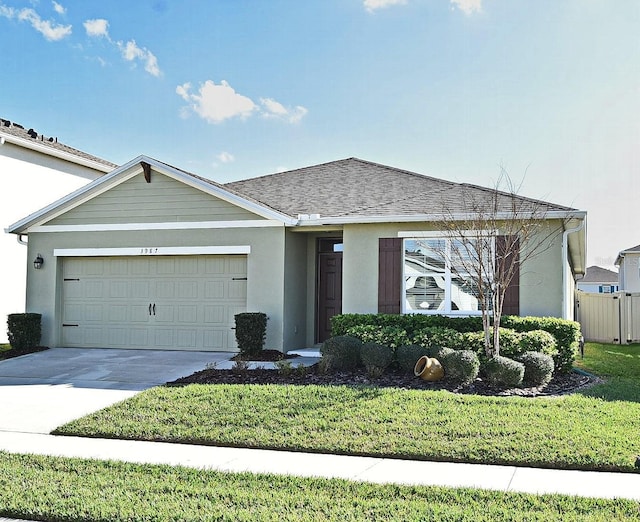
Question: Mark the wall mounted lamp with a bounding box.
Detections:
[33,254,44,270]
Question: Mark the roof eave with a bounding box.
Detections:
[295,210,586,226]
[0,131,115,173]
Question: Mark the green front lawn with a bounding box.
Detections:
[55,374,640,472]
[0,453,636,522]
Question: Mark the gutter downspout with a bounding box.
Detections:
[562,219,585,320]
[17,234,28,246]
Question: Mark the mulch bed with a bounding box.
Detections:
[169,364,601,397]
[0,346,49,361]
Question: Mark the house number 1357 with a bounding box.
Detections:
[140,248,159,254]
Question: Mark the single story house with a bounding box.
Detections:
[576,266,619,294]
[7,156,586,352]
[615,244,640,292]
[0,117,115,342]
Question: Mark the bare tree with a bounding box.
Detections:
[432,169,568,358]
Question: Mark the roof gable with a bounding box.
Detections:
[7,156,295,234]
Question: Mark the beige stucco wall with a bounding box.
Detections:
[25,226,287,350]
[341,221,568,319]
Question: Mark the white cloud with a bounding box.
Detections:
[178,79,307,125]
[450,0,482,15]
[52,1,66,15]
[0,5,72,41]
[177,80,257,123]
[260,98,308,123]
[84,18,109,38]
[363,0,407,13]
[118,39,161,77]
[216,151,235,164]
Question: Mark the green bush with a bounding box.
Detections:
[483,356,525,388]
[502,316,580,374]
[396,344,430,373]
[320,335,362,372]
[425,345,455,361]
[234,313,267,357]
[441,350,480,386]
[360,342,394,377]
[460,331,486,354]
[461,328,520,358]
[7,313,41,350]
[345,325,409,349]
[331,313,580,374]
[412,327,464,350]
[519,329,558,356]
[517,351,555,387]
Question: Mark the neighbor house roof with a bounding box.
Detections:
[581,266,618,283]
[615,244,640,266]
[225,158,578,222]
[0,117,116,172]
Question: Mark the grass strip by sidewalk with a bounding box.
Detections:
[55,382,640,472]
[0,452,637,522]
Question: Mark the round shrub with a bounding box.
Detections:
[320,335,362,372]
[413,327,464,350]
[360,342,394,377]
[482,356,525,388]
[396,344,430,373]
[426,345,455,360]
[517,351,555,387]
[441,350,480,386]
[518,330,558,356]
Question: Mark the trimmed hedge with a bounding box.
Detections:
[345,325,409,350]
[412,327,464,350]
[331,313,580,373]
[234,313,267,357]
[7,313,41,350]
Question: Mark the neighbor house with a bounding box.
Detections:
[0,118,115,342]
[615,244,640,292]
[576,266,619,294]
[7,156,586,352]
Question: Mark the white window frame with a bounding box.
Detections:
[401,234,494,316]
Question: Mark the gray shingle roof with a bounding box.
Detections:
[0,117,117,168]
[581,266,618,283]
[225,158,577,219]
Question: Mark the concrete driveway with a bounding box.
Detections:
[0,348,230,434]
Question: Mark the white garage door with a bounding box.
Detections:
[61,255,247,351]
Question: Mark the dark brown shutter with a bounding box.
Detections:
[497,235,520,316]
[378,238,402,314]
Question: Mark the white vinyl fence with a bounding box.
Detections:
[576,290,640,344]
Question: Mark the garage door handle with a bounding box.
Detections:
[149,303,152,316]
[233,277,247,281]
[152,303,156,316]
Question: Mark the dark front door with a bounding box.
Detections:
[317,239,343,343]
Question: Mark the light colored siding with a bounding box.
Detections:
[48,172,264,225]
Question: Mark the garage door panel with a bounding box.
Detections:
[85,281,104,298]
[229,280,247,299]
[61,255,247,351]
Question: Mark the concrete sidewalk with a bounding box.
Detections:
[1,347,639,509]
[0,431,639,502]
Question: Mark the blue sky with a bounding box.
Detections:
[1,0,638,268]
